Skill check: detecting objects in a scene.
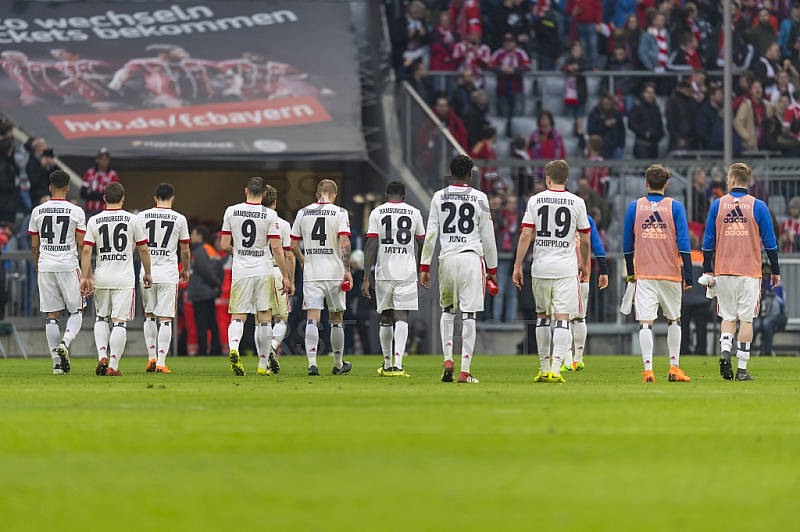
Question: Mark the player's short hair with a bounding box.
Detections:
[263,184,277,206]
[246,176,265,197]
[386,181,405,197]
[728,162,752,186]
[645,164,671,190]
[544,159,569,184]
[155,182,174,201]
[49,170,70,189]
[104,181,125,204]
[449,154,474,179]
[192,225,210,243]
[588,135,603,153]
[317,179,338,197]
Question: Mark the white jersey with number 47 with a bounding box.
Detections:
[420,184,498,272]
[137,207,190,284]
[84,209,147,289]
[291,202,351,281]
[28,199,86,272]
[521,189,590,279]
[366,201,425,282]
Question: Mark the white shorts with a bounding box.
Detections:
[716,275,761,323]
[439,253,484,313]
[303,280,346,312]
[570,282,590,320]
[376,280,418,313]
[229,276,275,315]
[95,288,135,321]
[532,276,581,316]
[39,269,84,314]
[141,283,178,318]
[271,267,290,318]
[634,279,681,322]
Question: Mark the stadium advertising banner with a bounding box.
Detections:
[0,2,366,160]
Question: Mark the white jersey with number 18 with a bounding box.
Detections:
[420,184,498,273]
[291,202,351,281]
[221,202,280,280]
[521,189,590,279]
[84,209,147,289]
[137,207,190,284]
[366,201,425,282]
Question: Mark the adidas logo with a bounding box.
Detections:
[310,348,316,353]
[100,346,106,351]
[723,205,750,235]
[641,211,668,239]
[159,350,165,354]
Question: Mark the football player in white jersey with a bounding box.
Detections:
[138,183,190,374]
[80,182,152,376]
[513,160,591,383]
[256,184,295,374]
[420,155,498,384]
[29,170,87,375]
[362,181,425,377]
[220,177,291,377]
[290,179,353,376]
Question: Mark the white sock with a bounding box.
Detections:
[157,321,172,366]
[144,318,158,360]
[394,320,409,369]
[109,322,127,370]
[640,324,653,371]
[46,318,60,362]
[331,323,344,369]
[441,312,455,363]
[63,313,82,347]
[535,319,551,373]
[461,316,476,374]
[257,322,273,370]
[379,323,393,369]
[573,319,587,363]
[228,319,244,352]
[737,341,751,370]
[720,333,734,354]
[305,319,319,367]
[254,324,262,357]
[94,318,110,360]
[667,321,681,367]
[551,321,572,376]
[271,321,287,355]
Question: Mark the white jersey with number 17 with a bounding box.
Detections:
[366,201,425,282]
[291,202,350,281]
[521,189,590,279]
[420,184,498,273]
[137,207,190,284]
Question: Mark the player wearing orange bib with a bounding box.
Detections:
[623,165,693,383]
[701,163,780,381]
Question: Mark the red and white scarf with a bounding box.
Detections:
[648,27,668,70]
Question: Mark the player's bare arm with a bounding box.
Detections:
[513,226,533,290]
[270,238,291,294]
[578,232,590,282]
[79,244,94,296]
[76,230,85,263]
[220,233,234,256]
[340,234,353,286]
[138,242,153,288]
[361,235,378,299]
[291,239,305,269]
[284,249,296,296]
[179,241,191,284]
[31,234,40,275]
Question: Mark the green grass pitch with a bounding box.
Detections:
[1,354,799,531]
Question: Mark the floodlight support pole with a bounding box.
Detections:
[724,0,733,167]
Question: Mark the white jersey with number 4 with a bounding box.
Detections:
[137,207,190,284]
[84,209,147,289]
[221,202,280,280]
[291,202,351,281]
[420,184,498,272]
[366,201,425,282]
[28,199,86,272]
[521,189,590,279]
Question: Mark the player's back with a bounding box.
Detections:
[30,199,85,272]
[222,202,276,280]
[86,209,144,289]
[524,189,588,279]
[269,211,292,267]
[367,201,425,282]
[138,207,190,284]
[430,184,491,261]
[292,202,350,281]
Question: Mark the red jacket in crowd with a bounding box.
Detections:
[450,0,481,39]
[566,0,603,25]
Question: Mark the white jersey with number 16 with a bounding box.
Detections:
[291,202,351,282]
[84,209,147,289]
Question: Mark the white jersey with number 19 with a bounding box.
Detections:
[291,202,351,281]
[221,202,280,280]
[84,209,147,289]
[420,184,498,272]
[137,207,190,284]
[521,189,590,279]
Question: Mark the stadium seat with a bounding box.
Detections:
[495,138,511,160]
[587,76,601,97]
[555,116,574,137]
[542,77,566,116]
[489,116,506,136]
[484,75,497,108]
[563,136,581,157]
[510,116,537,139]
[769,195,787,219]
